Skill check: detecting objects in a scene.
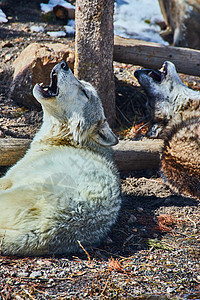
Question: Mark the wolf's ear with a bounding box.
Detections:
[92,120,118,147]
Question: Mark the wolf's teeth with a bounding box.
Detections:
[148,71,152,76]
[43,88,48,91]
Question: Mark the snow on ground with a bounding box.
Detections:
[30,25,45,33]
[114,0,168,45]
[41,0,167,44]
[40,0,75,35]
[0,8,8,23]
[40,0,75,14]
[47,30,66,37]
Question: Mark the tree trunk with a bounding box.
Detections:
[75,0,116,126]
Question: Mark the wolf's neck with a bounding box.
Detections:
[181,84,200,101]
[32,112,112,159]
[33,112,72,146]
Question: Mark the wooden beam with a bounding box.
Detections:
[0,138,31,167]
[113,139,163,171]
[114,35,200,77]
[0,138,163,171]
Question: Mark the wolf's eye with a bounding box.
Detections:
[81,88,89,99]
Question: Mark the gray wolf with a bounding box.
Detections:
[134,61,200,138]
[0,61,121,256]
[135,61,200,200]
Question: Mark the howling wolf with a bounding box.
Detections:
[134,61,200,138]
[135,61,200,200]
[0,61,121,256]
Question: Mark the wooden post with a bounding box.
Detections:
[74,0,116,126]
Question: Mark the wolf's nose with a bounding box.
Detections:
[60,61,69,71]
[134,70,140,79]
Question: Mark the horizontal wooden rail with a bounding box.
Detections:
[114,35,200,76]
[0,138,163,171]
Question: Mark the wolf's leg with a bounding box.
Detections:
[0,178,12,190]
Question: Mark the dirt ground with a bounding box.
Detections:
[0,1,199,299]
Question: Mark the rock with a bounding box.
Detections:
[158,0,200,49]
[166,287,175,293]
[53,5,69,24]
[10,42,75,109]
[41,3,75,23]
[18,271,29,277]
[127,214,137,224]
[29,271,42,278]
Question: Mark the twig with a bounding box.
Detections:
[187,216,197,229]
[100,277,109,296]
[77,240,91,263]
[116,105,132,125]
[23,289,37,300]
[135,122,150,133]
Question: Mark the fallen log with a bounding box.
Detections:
[0,138,31,167]
[114,35,200,77]
[113,139,163,171]
[0,138,163,171]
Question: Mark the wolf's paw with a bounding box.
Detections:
[0,178,12,190]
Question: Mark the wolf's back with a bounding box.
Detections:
[161,116,200,200]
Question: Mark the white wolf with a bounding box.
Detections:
[134,61,200,138]
[0,61,121,256]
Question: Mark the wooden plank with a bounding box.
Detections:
[114,35,200,76]
[0,138,163,171]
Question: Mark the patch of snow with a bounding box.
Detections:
[0,9,8,23]
[41,0,166,44]
[40,0,75,14]
[114,0,168,45]
[30,25,45,33]
[47,30,66,37]
[64,25,75,35]
[67,19,75,28]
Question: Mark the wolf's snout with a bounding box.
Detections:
[60,61,69,71]
[134,70,140,80]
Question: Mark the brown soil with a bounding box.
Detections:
[0,1,199,299]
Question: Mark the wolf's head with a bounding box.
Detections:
[134,61,200,138]
[33,61,118,147]
[134,61,183,104]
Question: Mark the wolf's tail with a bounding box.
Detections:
[161,116,200,200]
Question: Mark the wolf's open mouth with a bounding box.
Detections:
[146,63,168,83]
[39,70,59,98]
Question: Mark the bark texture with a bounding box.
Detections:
[114,36,200,77]
[75,0,115,126]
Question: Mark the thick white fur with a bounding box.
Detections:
[0,62,121,256]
